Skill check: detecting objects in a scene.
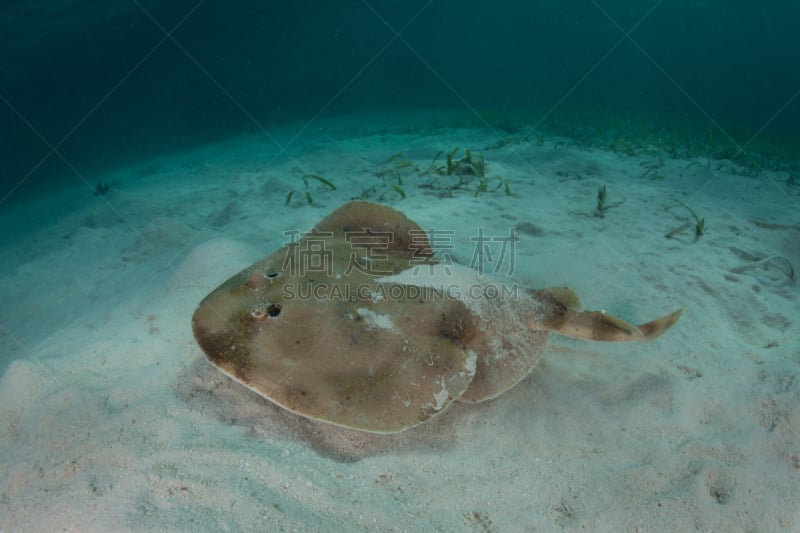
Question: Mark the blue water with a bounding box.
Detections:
[2,1,799,205]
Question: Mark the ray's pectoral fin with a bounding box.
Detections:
[532,287,683,342]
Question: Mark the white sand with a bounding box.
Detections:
[1,116,798,531]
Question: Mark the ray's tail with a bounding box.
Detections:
[554,307,683,342]
[531,287,683,342]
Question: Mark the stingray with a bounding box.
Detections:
[192,201,682,434]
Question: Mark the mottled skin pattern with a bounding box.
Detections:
[192,201,682,433]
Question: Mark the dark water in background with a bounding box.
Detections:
[1,0,799,205]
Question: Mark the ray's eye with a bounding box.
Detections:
[266,272,280,279]
[249,304,267,320]
[267,303,282,318]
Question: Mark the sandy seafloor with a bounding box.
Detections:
[1,116,798,531]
